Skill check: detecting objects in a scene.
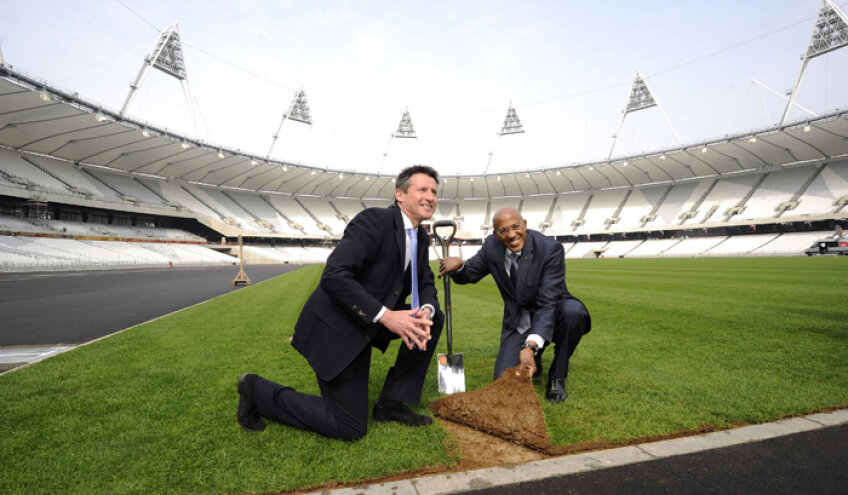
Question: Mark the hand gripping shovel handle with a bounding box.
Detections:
[432,220,457,357]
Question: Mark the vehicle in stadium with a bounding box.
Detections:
[804,227,848,256]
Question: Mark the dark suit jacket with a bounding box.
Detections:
[451,229,573,343]
[292,205,440,381]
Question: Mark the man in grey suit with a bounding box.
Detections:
[439,207,590,403]
[237,165,443,440]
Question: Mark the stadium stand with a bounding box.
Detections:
[142,179,223,219]
[549,192,590,235]
[264,195,326,236]
[457,199,489,238]
[614,185,668,230]
[576,189,629,233]
[185,184,270,233]
[792,162,848,216]
[689,175,761,225]
[25,155,121,201]
[296,196,347,236]
[1,62,847,271]
[86,168,168,207]
[521,196,555,231]
[662,236,728,257]
[626,238,683,257]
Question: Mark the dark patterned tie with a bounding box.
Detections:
[509,251,518,287]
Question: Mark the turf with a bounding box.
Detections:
[0,257,846,494]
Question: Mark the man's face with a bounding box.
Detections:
[395,173,438,226]
[493,210,527,252]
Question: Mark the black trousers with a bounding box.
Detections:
[253,312,443,441]
[493,297,590,380]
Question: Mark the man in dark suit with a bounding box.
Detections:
[439,207,590,403]
[237,165,444,440]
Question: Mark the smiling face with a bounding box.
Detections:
[492,207,527,253]
[395,173,438,227]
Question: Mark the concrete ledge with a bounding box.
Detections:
[299,409,848,495]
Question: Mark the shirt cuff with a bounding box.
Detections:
[525,334,545,349]
[373,306,387,323]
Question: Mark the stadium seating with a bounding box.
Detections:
[792,162,848,217]
[521,196,554,231]
[736,167,816,221]
[549,192,590,235]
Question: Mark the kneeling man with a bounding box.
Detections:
[439,207,590,403]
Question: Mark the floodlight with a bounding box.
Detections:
[142,130,151,138]
[749,137,757,143]
[39,92,51,102]
[217,151,225,159]
[95,114,108,122]
[701,146,708,153]
[180,142,191,149]
[803,125,812,132]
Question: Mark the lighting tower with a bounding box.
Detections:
[608,70,680,160]
[780,0,848,126]
[379,107,419,174]
[484,102,526,173]
[121,23,199,136]
[267,86,312,159]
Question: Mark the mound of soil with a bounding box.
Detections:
[429,365,552,451]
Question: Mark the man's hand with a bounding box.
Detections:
[516,345,537,378]
[438,256,464,278]
[379,308,433,350]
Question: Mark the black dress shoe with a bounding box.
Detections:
[546,377,567,403]
[373,403,434,427]
[532,353,543,378]
[237,373,266,432]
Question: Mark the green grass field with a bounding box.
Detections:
[1,257,846,494]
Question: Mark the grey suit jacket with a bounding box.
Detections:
[451,229,572,343]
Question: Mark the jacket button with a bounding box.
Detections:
[394,290,400,296]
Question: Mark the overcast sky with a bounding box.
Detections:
[2,0,847,177]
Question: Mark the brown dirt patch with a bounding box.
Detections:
[429,365,552,451]
[439,419,547,469]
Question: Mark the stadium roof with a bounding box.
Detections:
[2,64,848,201]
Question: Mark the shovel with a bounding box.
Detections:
[433,219,465,394]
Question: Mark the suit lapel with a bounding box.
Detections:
[393,207,406,270]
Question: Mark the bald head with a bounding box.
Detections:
[492,207,527,252]
[493,207,522,225]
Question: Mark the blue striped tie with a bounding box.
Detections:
[408,228,419,310]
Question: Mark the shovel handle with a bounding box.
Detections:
[432,220,457,258]
[432,220,457,356]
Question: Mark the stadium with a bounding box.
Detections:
[1,1,847,494]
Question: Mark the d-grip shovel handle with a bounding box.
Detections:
[432,220,457,257]
[432,220,457,357]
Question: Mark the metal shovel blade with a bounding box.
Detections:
[433,219,465,394]
[437,352,465,394]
